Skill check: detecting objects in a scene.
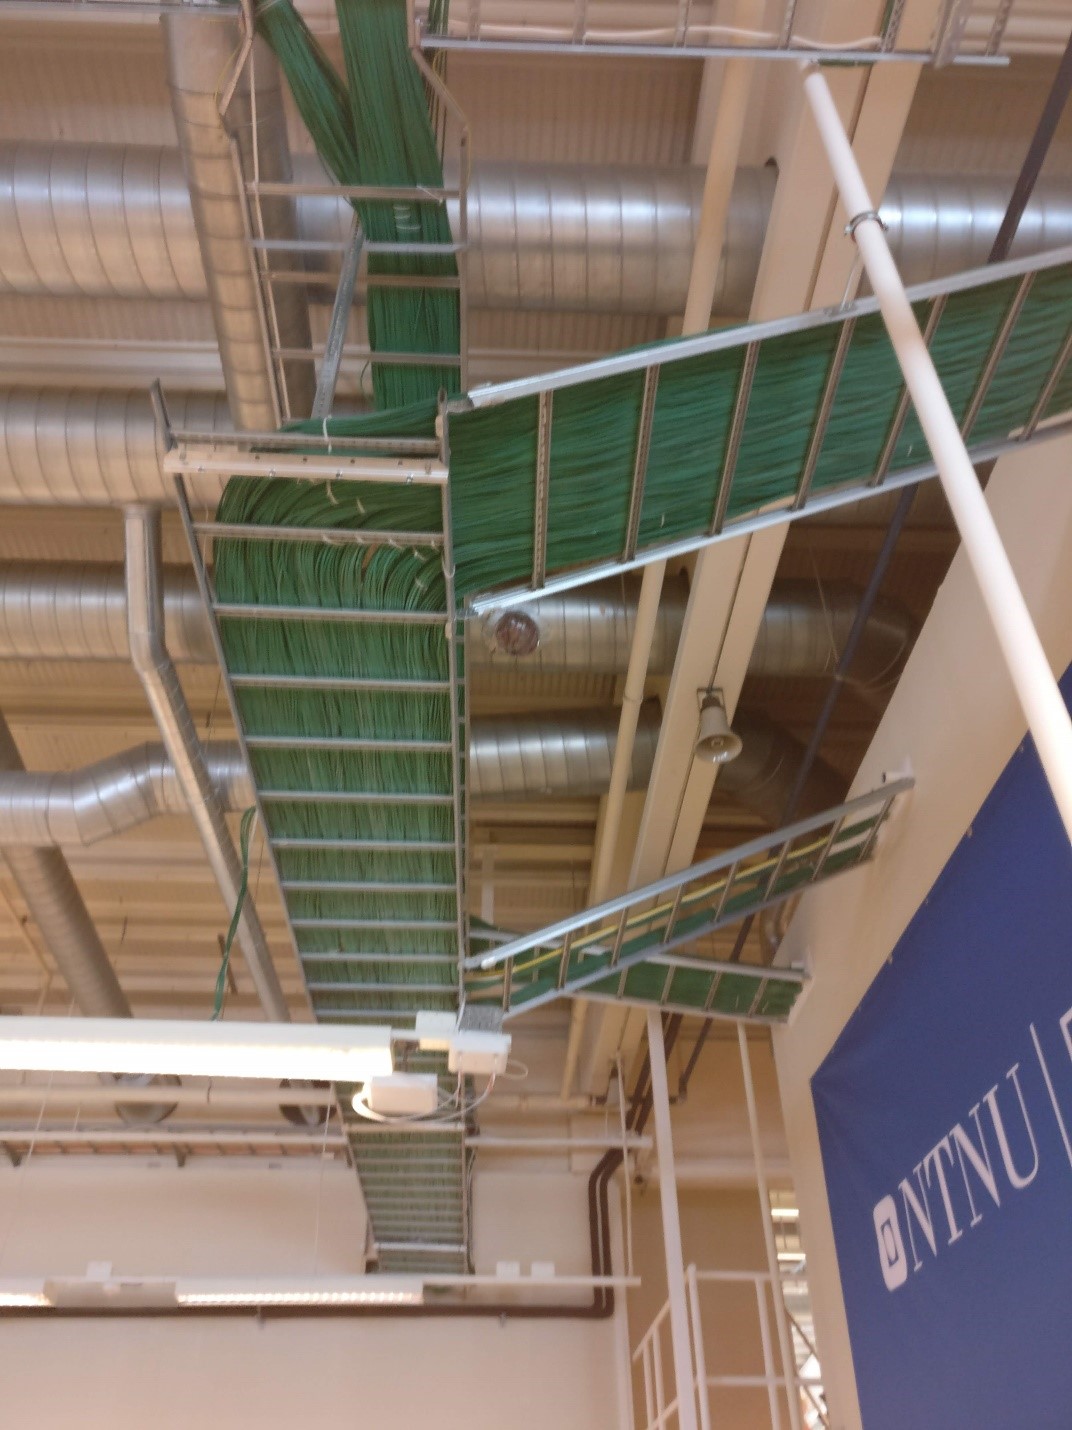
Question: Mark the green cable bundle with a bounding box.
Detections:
[254,0,459,409]
[214,470,459,1019]
[446,261,1072,598]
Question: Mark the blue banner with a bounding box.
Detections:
[813,665,1072,1430]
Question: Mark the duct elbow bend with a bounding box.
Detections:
[123,506,167,664]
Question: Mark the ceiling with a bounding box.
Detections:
[0,0,1067,1185]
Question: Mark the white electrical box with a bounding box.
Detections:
[363,1073,440,1117]
[447,1030,512,1077]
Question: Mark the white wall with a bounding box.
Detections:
[0,1159,627,1430]
[772,432,1072,1428]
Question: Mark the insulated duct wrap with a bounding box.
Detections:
[5,141,1072,315]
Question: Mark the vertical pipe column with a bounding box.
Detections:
[801,62,1072,845]
[738,1024,800,1430]
[646,1010,698,1430]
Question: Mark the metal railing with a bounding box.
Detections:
[217,1,472,423]
[633,1266,828,1430]
[409,0,1015,66]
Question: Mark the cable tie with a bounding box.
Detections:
[325,481,339,506]
[322,416,333,454]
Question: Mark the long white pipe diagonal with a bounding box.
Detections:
[802,63,1072,845]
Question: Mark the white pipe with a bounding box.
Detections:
[801,63,1072,845]
[647,1010,699,1430]
[737,1024,800,1430]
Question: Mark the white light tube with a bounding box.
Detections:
[176,1276,423,1308]
[0,1016,393,1083]
[0,1282,49,1308]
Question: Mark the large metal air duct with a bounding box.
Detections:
[164,14,313,425]
[5,140,1072,316]
[0,389,231,507]
[0,561,216,663]
[0,742,249,847]
[469,706,662,800]
[0,565,914,683]
[0,713,129,1017]
[0,709,838,839]
[124,506,287,1022]
[467,701,844,817]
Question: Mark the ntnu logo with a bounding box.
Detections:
[873,1063,1039,1292]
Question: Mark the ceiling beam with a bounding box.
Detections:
[576,0,944,1097]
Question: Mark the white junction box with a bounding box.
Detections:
[363,1073,440,1117]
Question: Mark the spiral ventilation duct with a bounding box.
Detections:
[0,389,231,507]
[0,742,250,847]
[4,140,1072,317]
[0,710,837,835]
[468,701,844,818]
[470,705,662,800]
[0,566,914,683]
[0,562,216,663]
[163,12,313,426]
[0,712,129,1018]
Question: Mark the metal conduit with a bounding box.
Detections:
[124,506,288,1022]
[4,140,1072,316]
[164,12,313,425]
[0,565,914,682]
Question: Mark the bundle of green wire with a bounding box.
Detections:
[254,0,459,408]
[214,463,459,1018]
[446,261,1072,598]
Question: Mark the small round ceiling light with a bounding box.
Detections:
[485,608,541,658]
[695,689,743,765]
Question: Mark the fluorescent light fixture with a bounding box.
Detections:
[0,1017,393,1084]
[0,1276,422,1311]
[769,1207,800,1221]
[176,1277,423,1308]
[0,1282,49,1309]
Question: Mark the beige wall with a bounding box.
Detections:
[0,1160,628,1430]
[628,1187,790,1430]
[773,430,1072,1428]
